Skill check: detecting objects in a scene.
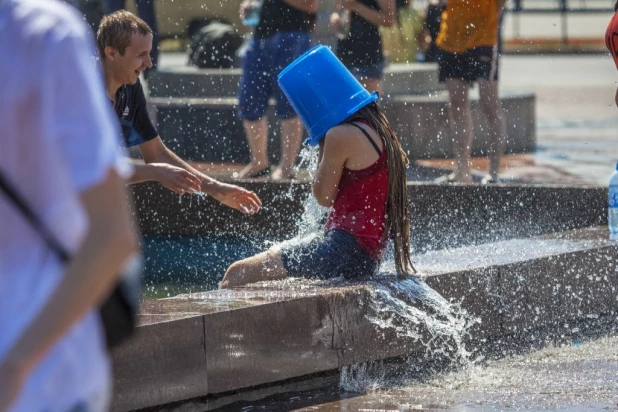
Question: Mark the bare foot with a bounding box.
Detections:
[236,162,269,179]
[434,172,473,184]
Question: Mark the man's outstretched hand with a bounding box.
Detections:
[213,183,262,214]
[153,163,202,195]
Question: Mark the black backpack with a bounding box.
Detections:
[188,20,243,69]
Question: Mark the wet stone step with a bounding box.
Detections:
[149,92,535,164]
[110,227,618,411]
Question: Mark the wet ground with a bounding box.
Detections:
[216,333,618,411]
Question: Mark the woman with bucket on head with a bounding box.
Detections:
[221,46,415,289]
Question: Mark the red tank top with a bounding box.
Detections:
[324,120,389,259]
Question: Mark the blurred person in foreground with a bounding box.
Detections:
[97,11,262,214]
[0,0,139,410]
[435,0,508,184]
[606,0,618,107]
[236,0,319,180]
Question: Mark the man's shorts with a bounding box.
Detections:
[238,32,311,120]
[437,46,499,83]
[279,230,380,281]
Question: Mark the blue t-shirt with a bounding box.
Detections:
[113,79,158,147]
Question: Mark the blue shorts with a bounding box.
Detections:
[238,32,311,120]
[348,60,385,81]
[279,230,380,281]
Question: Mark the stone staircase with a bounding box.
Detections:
[146,55,536,164]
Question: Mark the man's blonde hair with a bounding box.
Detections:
[96,10,152,59]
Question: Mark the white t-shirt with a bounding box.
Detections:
[0,0,131,410]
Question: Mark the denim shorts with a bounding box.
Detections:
[279,230,380,281]
[238,32,311,120]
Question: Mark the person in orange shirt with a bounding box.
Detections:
[435,0,507,184]
[606,1,618,107]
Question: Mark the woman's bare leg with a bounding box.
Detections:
[220,247,288,289]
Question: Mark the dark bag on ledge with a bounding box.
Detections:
[0,169,141,349]
[188,19,243,69]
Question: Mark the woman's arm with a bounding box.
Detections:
[0,169,139,407]
[343,0,396,27]
[312,127,352,207]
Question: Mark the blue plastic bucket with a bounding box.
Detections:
[277,45,378,146]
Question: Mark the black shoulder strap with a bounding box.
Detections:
[349,122,382,156]
[0,170,70,263]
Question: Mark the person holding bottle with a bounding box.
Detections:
[237,0,319,180]
[330,0,396,95]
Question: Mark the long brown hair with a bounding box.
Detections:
[353,103,416,276]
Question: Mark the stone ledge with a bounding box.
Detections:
[111,227,618,411]
[148,63,442,99]
[131,182,606,252]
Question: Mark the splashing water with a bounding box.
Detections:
[340,275,477,392]
[265,145,327,251]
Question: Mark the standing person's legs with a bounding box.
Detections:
[436,48,474,183]
[135,0,159,69]
[271,116,303,180]
[238,37,273,178]
[271,32,312,180]
[445,78,474,182]
[241,118,270,177]
[478,78,507,182]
